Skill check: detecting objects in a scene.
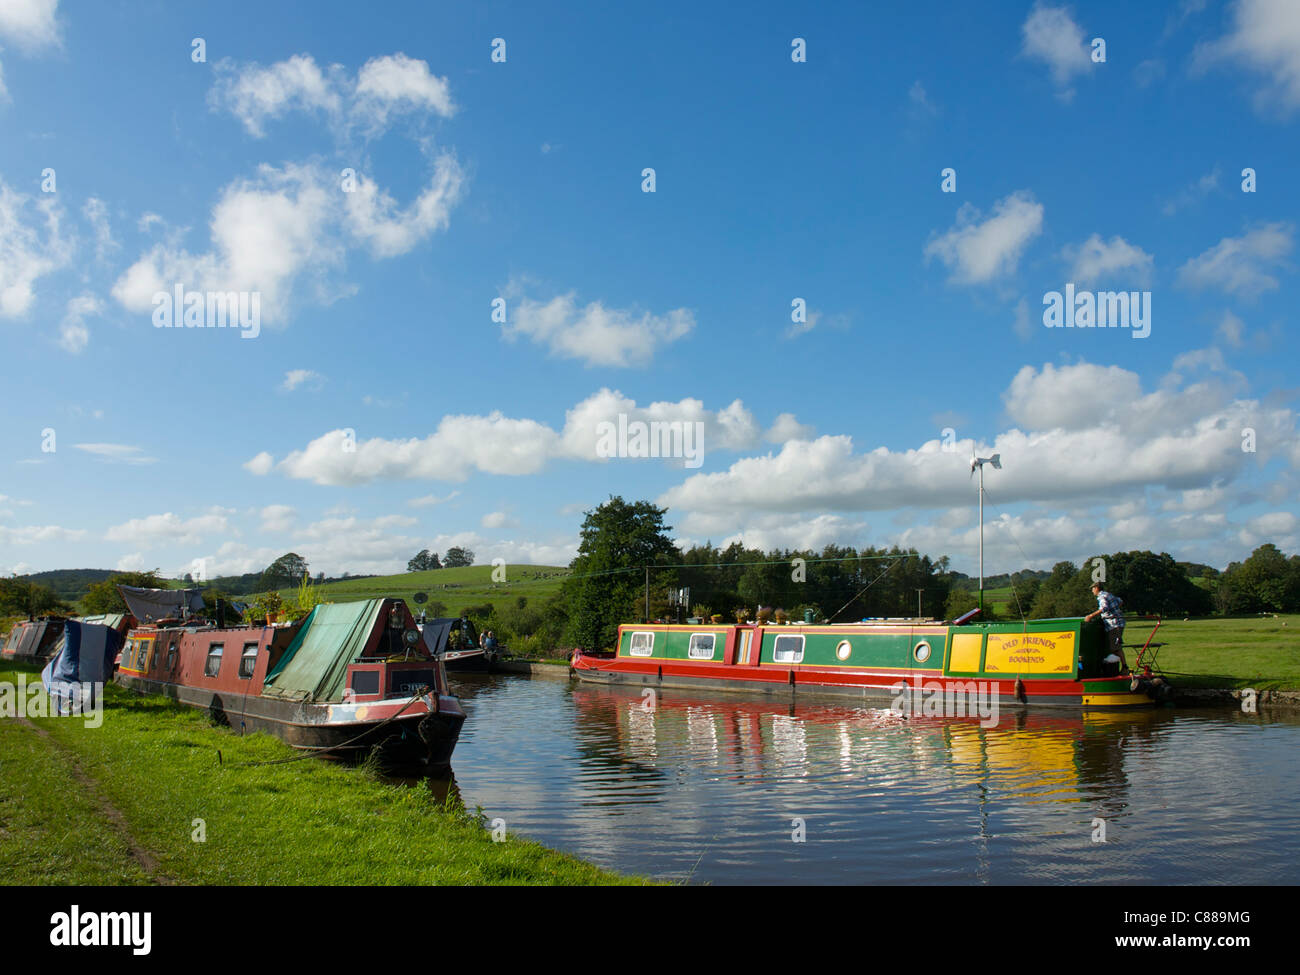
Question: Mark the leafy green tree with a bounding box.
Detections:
[443,547,474,568]
[408,549,441,572]
[82,570,166,614]
[261,553,309,590]
[0,578,71,619]
[563,497,680,652]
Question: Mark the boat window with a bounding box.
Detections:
[239,642,259,678]
[836,639,852,661]
[146,642,159,672]
[628,631,655,656]
[166,644,177,672]
[134,641,150,671]
[688,633,715,659]
[914,641,932,663]
[773,634,805,664]
[204,643,224,677]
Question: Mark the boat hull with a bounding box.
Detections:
[115,671,465,770]
[570,659,1146,709]
[572,618,1162,710]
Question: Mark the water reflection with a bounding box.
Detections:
[438,674,1300,885]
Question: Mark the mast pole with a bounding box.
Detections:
[978,464,984,614]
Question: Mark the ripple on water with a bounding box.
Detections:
[441,676,1300,885]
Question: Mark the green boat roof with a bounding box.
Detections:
[262,599,386,703]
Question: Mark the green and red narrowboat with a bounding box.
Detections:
[571,616,1165,709]
[114,597,465,769]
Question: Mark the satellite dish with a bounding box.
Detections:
[413,592,428,605]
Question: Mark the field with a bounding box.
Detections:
[274,563,570,617]
[0,662,643,886]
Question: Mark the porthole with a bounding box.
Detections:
[836,640,852,661]
[914,641,932,663]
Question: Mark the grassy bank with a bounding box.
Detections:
[0,664,644,886]
[1134,614,1300,690]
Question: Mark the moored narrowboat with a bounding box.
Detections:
[571,616,1165,710]
[1,616,70,665]
[114,595,465,769]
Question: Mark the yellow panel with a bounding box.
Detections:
[1082,692,1151,708]
[984,632,1075,675]
[949,633,983,673]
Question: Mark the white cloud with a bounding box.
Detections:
[210,51,454,139]
[1062,234,1154,284]
[111,162,338,324]
[209,54,342,137]
[281,368,323,392]
[115,552,146,572]
[481,511,507,529]
[353,53,456,129]
[408,491,459,508]
[924,191,1044,285]
[766,413,816,443]
[1021,4,1093,93]
[502,288,694,367]
[257,389,804,485]
[259,504,296,532]
[659,360,1297,519]
[0,0,61,51]
[58,294,99,354]
[0,523,86,545]
[105,510,231,546]
[343,154,463,258]
[1217,310,1246,347]
[244,451,274,476]
[1162,168,1220,216]
[72,443,156,464]
[1195,0,1300,113]
[908,80,938,115]
[82,197,116,261]
[0,179,72,317]
[1177,223,1293,297]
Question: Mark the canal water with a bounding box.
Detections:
[441,673,1300,885]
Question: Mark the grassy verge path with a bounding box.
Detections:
[1,665,646,886]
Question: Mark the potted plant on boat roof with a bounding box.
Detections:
[733,607,750,625]
[247,590,283,625]
[774,608,788,625]
[756,606,773,626]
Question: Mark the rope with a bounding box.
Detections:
[221,685,435,768]
[825,559,904,623]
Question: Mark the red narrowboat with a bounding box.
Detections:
[115,596,464,770]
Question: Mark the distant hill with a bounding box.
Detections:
[16,568,117,603]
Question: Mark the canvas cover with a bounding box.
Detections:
[262,600,384,703]
[75,613,130,632]
[117,586,205,622]
[41,621,122,714]
[420,618,456,656]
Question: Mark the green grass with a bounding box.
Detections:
[1134,614,1300,690]
[274,563,570,617]
[1,664,646,886]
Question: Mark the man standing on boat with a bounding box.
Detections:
[1085,582,1127,673]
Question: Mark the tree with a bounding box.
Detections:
[261,553,309,591]
[0,578,71,619]
[82,570,166,614]
[563,497,680,652]
[408,549,442,572]
[443,547,474,568]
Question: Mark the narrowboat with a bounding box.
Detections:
[419,616,508,673]
[114,595,465,770]
[1,616,70,665]
[571,616,1167,710]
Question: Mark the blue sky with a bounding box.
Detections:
[1,0,1297,581]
